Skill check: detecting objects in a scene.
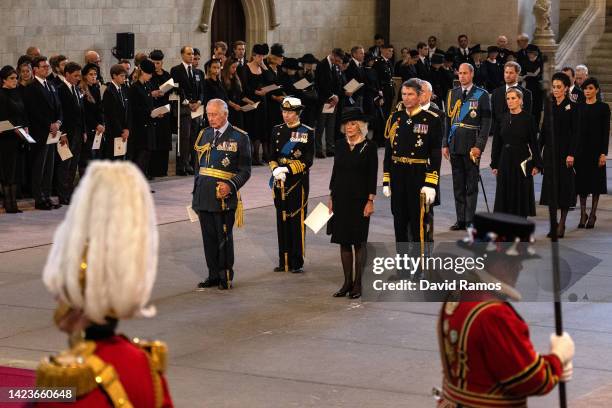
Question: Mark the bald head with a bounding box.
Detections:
[26,46,41,58]
[497,35,508,48]
[85,50,101,65]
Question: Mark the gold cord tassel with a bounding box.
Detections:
[235,192,244,228]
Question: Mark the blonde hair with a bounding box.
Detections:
[43,161,159,324]
[341,120,369,137]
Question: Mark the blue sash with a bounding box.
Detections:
[448,88,484,144]
[269,137,301,189]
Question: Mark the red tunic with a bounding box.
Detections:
[437,299,562,408]
[36,335,173,408]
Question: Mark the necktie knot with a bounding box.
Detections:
[462,89,468,101]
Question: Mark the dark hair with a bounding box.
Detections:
[562,66,575,77]
[350,45,364,55]
[149,49,164,61]
[205,58,222,76]
[504,61,521,73]
[552,71,571,88]
[374,34,384,40]
[382,43,394,49]
[331,48,345,58]
[0,65,17,82]
[233,40,246,49]
[49,55,67,70]
[110,64,128,78]
[17,55,32,68]
[458,34,468,41]
[193,48,201,56]
[63,61,81,75]
[417,42,427,50]
[582,77,600,90]
[400,47,409,53]
[402,78,422,94]
[214,41,228,52]
[221,57,242,92]
[31,56,48,68]
[118,59,131,65]
[428,35,437,42]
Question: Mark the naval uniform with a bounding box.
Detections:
[269,122,314,271]
[192,123,251,285]
[444,85,491,226]
[383,106,442,242]
[438,298,562,407]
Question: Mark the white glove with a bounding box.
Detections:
[272,166,289,180]
[277,172,286,183]
[560,361,573,382]
[421,186,436,205]
[383,186,391,197]
[550,332,575,365]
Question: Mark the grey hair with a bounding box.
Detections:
[402,78,422,95]
[575,64,588,75]
[420,80,433,93]
[517,33,529,41]
[459,63,474,73]
[207,98,228,114]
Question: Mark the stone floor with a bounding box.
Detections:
[0,140,611,407]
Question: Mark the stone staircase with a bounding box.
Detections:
[587,5,612,114]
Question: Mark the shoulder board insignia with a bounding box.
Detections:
[300,124,314,131]
[131,337,168,374]
[273,123,284,129]
[232,126,247,135]
[36,341,99,397]
[425,109,439,118]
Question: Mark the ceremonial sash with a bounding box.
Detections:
[269,134,303,189]
[448,88,485,144]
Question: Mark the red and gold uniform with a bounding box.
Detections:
[438,298,562,408]
[36,334,173,408]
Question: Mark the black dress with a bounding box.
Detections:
[491,111,542,217]
[223,77,244,129]
[539,97,580,209]
[0,87,28,184]
[203,78,228,107]
[80,84,104,169]
[576,101,610,195]
[149,70,173,177]
[128,80,156,174]
[243,65,267,142]
[329,139,378,244]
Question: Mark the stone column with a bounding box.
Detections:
[532,0,558,83]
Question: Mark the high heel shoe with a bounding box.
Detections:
[586,214,597,229]
[333,285,351,297]
[557,223,565,239]
[578,213,588,228]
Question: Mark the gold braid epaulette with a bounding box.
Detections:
[36,341,134,407]
[131,337,168,408]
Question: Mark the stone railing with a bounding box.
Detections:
[555,0,606,69]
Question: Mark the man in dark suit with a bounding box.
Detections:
[314,48,344,158]
[415,42,430,81]
[193,99,251,290]
[171,46,205,175]
[368,34,385,58]
[232,40,247,86]
[491,61,533,134]
[454,34,473,70]
[373,44,395,123]
[23,56,63,210]
[344,45,368,110]
[56,62,86,204]
[102,64,130,161]
[48,55,67,88]
[443,63,492,230]
[562,66,586,104]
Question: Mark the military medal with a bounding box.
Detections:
[470,110,477,118]
[449,330,458,344]
[294,149,302,158]
[406,118,413,125]
[221,157,230,167]
[415,138,423,147]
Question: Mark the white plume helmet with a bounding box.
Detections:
[43,161,159,324]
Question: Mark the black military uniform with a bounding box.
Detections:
[444,84,492,229]
[383,106,442,242]
[269,98,314,273]
[373,55,395,123]
[193,122,251,289]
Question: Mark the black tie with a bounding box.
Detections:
[118,86,125,106]
[462,89,468,101]
[72,85,79,104]
[43,80,51,93]
[188,66,194,82]
[213,130,221,146]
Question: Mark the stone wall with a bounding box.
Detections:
[390,0,520,52]
[559,0,589,38]
[0,0,377,77]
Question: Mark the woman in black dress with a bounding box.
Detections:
[221,58,244,129]
[148,50,173,178]
[539,72,580,238]
[244,43,270,165]
[0,66,28,213]
[128,59,159,176]
[575,77,610,229]
[79,63,105,174]
[203,58,228,107]
[328,108,377,299]
[491,87,542,217]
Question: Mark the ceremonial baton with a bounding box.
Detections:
[280,179,289,272]
[543,89,566,408]
[217,183,232,289]
[478,174,490,213]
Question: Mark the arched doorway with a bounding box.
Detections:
[210,0,246,56]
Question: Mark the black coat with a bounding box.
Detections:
[57,82,86,141]
[22,79,63,144]
[170,63,204,104]
[83,84,104,135]
[491,85,533,131]
[203,78,228,107]
[128,80,156,150]
[344,59,368,101]
[415,58,430,81]
[314,57,343,107]
[102,83,129,139]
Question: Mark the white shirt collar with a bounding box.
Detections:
[35,75,48,86]
[327,55,334,66]
[182,61,192,71]
[62,77,72,88]
[569,84,575,93]
[462,84,473,94]
[506,83,518,90]
[352,57,361,67]
[112,80,122,91]
[422,102,431,110]
[214,121,230,135]
[419,56,426,62]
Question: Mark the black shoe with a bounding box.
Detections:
[196,278,219,290]
[59,198,70,205]
[326,151,335,157]
[578,213,588,228]
[185,166,195,176]
[176,170,188,176]
[218,280,231,290]
[50,202,62,209]
[35,201,52,210]
[315,153,325,159]
[349,291,361,299]
[274,266,287,272]
[333,285,351,297]
[586,214,597,229]
[449,222,466,231]
[291,267,304,274]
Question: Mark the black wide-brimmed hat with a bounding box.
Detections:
[487,46,499,54]
[526,44,540,54]
[149,49,164,61]
[283,57,300,71]
[270,43,285,57]
[340,107,369,124]
[298,53,318,64]
[252,43,269,56]
[458,212,539,259]
[139,59,155,74]
[431,53,444,65]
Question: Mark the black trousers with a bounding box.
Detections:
[31,143,55,204]
[198,209,235,282]
[132,149,151,176]
[390,165,428,243]
[450,154,479,225]
[56,134,82,202]
[274,179,308,270]
[315,111,336,155]
[177,114,197,172]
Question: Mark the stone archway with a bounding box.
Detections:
[199,0,279,45]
